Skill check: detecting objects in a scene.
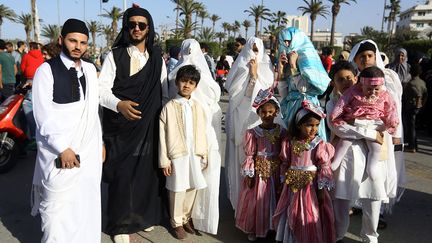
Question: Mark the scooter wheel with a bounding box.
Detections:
[0,136,18,174]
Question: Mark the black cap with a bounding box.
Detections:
[61,18,89,37]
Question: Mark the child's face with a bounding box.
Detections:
[298,117,320,140]
[361,84,382,98]
[354,50,376,71]
[258,103,278,125]
[332,69,357,94]
[176,78,197,99]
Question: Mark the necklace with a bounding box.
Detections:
[262,125,280,144]
[292,138,311,156]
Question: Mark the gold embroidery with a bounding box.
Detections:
[284,169,316,192]
[255,157,280,179]
[292,139,310,156]
[262,125,281,145]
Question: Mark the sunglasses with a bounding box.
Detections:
[127,21,148,31]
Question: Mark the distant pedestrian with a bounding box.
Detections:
[0,39,17,101]
[402,64,428,152]
[12,41,27,85]
[200,42,216,79]
[387,47,411,87]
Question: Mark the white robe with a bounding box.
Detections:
[168,39,221,234]
[31,53,103,243]
[224,37,274,210]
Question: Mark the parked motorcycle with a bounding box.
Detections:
[0,86,29,173]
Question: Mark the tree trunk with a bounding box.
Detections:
[92,32,96,54]
[255,18,259,37]
[31,0,41,43]
[175,4,179,35]
[26,30,31,43]
[245,28,248,39]
[330,13,337,46]
[310,19,315,44]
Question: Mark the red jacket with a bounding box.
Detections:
[21,50,44,79]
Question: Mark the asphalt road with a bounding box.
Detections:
[0,96,431,243]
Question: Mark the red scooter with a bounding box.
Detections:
[0,86,29,173]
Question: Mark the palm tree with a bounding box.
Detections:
[175,0,201,38]
[222,22,230,38]
[198,9,209,32]
[242,20,252,39]
[210,14,220,32]
[298,0,329,43]
[244,4,272,37]
[385,0,401,38]
[0,4,17,38]
[87,21,101,54]
[99,25,113,48]
[264,24,283,50]
[30,0,41,43]
[170,0,180,36]
[328,0,356,46]
[193,2,205,37]
[179,18,197,38]
[198,27,215,42]
[14,13,32,43]
[215,32,226,46]
[100,6,123,45]
[232,21,241,38]
[272,10,287,28]
[41,24,60,43]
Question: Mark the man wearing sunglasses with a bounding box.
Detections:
[98,4,168,243]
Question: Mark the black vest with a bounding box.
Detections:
[47,56,86,104]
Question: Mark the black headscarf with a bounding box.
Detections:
[112,5,156,55]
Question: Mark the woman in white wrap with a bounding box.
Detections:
[224,37,274,210]
[168,39,222,234]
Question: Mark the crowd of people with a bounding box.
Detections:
[1,3,431,243]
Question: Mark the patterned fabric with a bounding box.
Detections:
[278,27,330,93]
[331,84,399,135]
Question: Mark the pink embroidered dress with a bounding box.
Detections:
[273,136,336,243]
[331,84,399,134]
[235,124,286,238]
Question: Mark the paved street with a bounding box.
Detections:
[1,96,432,242]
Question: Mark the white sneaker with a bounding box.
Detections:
[143,226,154,232]
[113,234,130,243]
[247,234,257,242]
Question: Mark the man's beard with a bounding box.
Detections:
[62,45,84,61]
[130,34,146,45]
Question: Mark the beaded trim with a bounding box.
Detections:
[284,169,316,192]
[255,157,280,180]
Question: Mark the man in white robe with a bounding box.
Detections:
[31,18,103,243]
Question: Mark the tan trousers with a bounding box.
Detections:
[168,189,197,227]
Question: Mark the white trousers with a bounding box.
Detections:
[334,198,381,243]
[169,189,197,227]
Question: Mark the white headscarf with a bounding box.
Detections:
[225,37,274,114]
[348,39,385,71]
[168,39,221,108]
[224,37,274,144]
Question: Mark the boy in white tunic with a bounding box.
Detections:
[159,65,208,240]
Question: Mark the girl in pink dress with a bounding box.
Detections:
[273,100,335,243]
[236,88,286,241]
[330,66,399,180]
